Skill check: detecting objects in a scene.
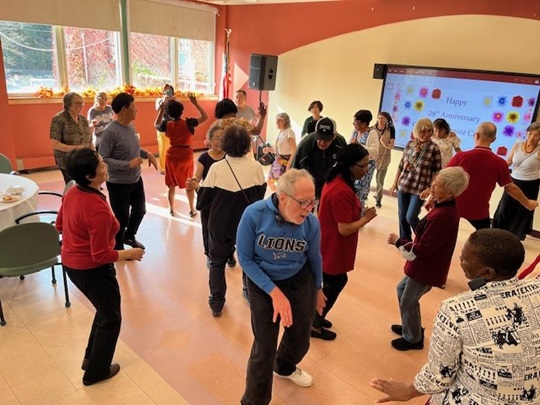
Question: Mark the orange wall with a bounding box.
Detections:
[0,40,16,165]
[7,99,217,170]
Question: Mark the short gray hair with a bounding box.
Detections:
[438,166,469,197]
[207,125,224,140]
[527,122,540,133]
[63,92,82,111]
[276,169,314,195]
[276,112,291,128]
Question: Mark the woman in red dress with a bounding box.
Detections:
[155,94,207,216]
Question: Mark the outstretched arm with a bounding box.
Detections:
[189,93,208,125]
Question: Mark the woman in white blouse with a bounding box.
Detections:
[493,122,540,240]
[264,112,297,191]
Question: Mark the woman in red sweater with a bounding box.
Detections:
[312,144,378,340]
[387,166,469,351]
[56,148,144,386]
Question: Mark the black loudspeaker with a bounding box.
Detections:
[249,54,278,91]
[373,63,387,79]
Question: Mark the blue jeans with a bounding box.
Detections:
[397,191,423,240]
[397,276,431,343]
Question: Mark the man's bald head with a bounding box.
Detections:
[476,122,497,143]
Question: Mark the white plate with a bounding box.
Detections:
[1,195,21,203]
[7,187,25,195]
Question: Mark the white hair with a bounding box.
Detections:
[438,166,469,197]
[276,169,314,195]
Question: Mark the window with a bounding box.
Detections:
[0,21,59,93]
[64,26,120,91]
[178,38,213,93]
[130,32,172,89]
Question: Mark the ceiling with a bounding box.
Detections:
[199,0,343,5]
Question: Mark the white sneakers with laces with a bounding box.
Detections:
[273,367,313,387]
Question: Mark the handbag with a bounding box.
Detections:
[257,143,275,166]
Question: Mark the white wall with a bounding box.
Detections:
[266,15,540,229]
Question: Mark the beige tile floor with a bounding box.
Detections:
[1,163,539,404]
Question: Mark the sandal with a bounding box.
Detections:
[189,210,197,218]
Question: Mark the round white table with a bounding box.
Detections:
[0,174,39,231]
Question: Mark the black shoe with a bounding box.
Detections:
[391,337,424,351]
[311,328,337,341]
[81,358,89,371]
[391,324,425,336]
[321,319,333,328]
[212,310,222,317]
[83,363,121,386]
[227,257,237,268]
[123,237,145,250]
[376,201,382,208]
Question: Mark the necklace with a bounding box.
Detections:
[406,142,428,170]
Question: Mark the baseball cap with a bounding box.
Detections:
[314,117,336,141]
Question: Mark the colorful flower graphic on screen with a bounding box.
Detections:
[506,111,519,124]
[431,89,441,99]
[414,101,424,111]
[402,117,411,126]
[524,112,532,122]
[395,92,401,101]
[498,96,507,106]
[528,98,536,107]
[516,131,524,139]
[503,125,514,137]
[400,130,408,138]
[404,101,412,109]
[483,97,492,107]
[406,87,414,96]
[493,112,503,123]
[512,96,523,108]
[419,87,428,98]
[393,105,398,112]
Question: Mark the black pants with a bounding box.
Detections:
[207,231,237,312]
[106,178,146,250]
[64,264,121,383]
[241,263,316,405]
[467,217,491,230]
[60,168,73,184]
[313,273,348,329]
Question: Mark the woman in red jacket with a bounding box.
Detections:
[387,166,469,351]
[56,148,144,386]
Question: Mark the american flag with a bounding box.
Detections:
[221,29,232,99]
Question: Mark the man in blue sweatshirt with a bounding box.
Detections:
[238,169,325,405]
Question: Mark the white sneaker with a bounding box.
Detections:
[273,367,313,387]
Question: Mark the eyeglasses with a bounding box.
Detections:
[354,163,369,169]
[285,193,319,209]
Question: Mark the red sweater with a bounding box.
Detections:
[396,200,460,287]
[56,186,119,269]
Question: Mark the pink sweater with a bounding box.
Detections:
[56,186,119,269]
